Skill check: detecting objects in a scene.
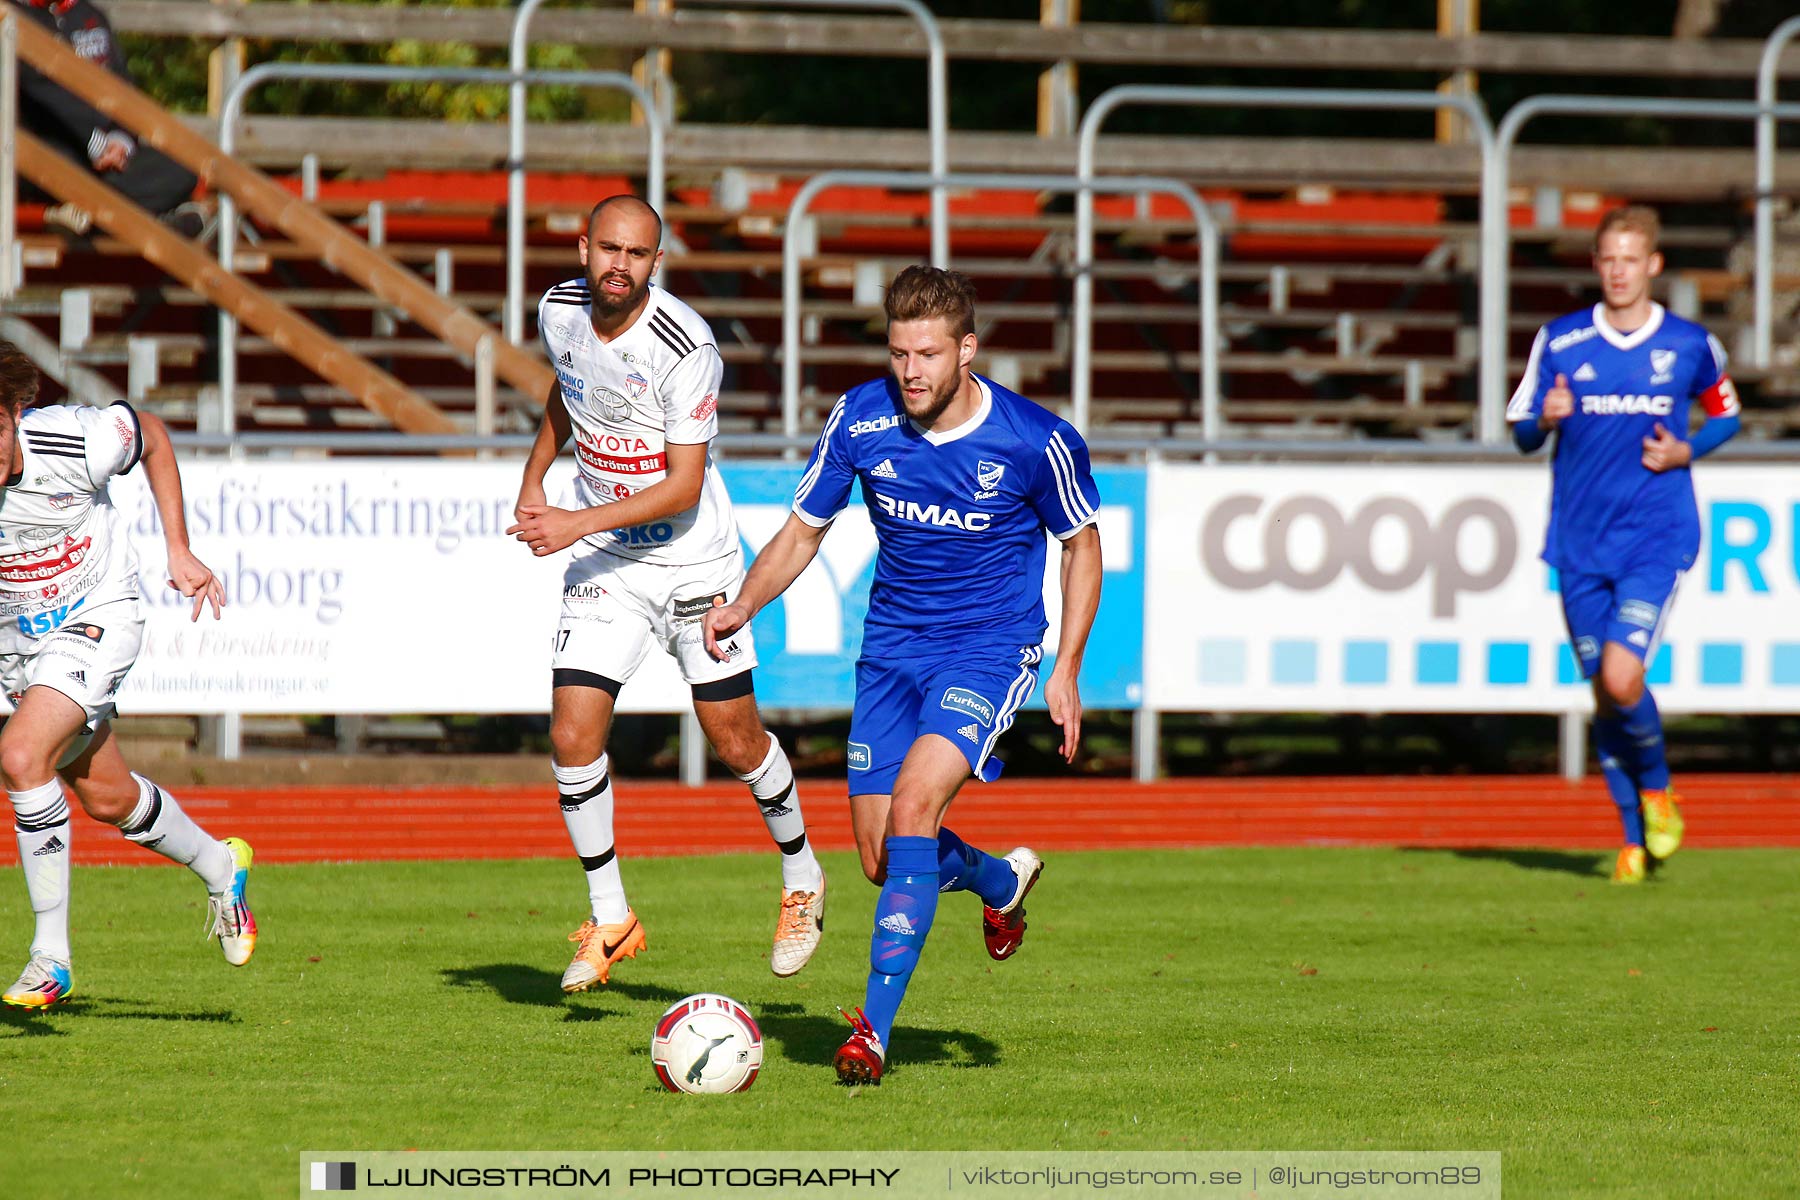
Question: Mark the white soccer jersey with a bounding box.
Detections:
[537,280,738,566]
[0,403,145,655]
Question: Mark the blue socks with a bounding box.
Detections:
[1594,686,1669,845]
[1615,689,1670,792]
[934,827,1017,907]
[1593,715,1646,845]
[863,835,938,1048]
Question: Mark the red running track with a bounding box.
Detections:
[51,774,1800,865]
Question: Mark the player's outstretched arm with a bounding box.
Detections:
[702,512,829,662]
[1045,524,1102,763]
[515,377,572,520]
[139,412,224,622]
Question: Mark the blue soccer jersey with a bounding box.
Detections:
[793,374,1101,658]
[1507,302,1738,575]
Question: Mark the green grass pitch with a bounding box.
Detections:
[2,848,1797,1198]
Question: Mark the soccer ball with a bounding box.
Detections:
[650,993,763,1094]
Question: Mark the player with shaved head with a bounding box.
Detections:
[510,197,826,991]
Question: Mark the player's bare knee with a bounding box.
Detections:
[0,738,55,792]
[1599,663,1645,709]
[549,719,602,767]
[887,791,939,839]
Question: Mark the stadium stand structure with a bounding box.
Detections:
[11,169,1793,441]
[2,9,554,433]
[5,2,1800,440]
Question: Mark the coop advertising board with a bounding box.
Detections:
[106,461,1146,715]
[1145,463,1800,713]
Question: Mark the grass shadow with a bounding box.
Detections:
[1,997,238,1033]
[755,1001,1001,1075]
[1409,847,1609,879]
[0,1007,69,1036]
[441,963,688,1019]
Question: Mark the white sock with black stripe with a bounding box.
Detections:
[555,754,628,924]
[119,773,234,893]
[11,779,72,964]
[739,734,822,892]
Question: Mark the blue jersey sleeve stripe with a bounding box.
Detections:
[793,395,848,510]
[1507,328,1547,422]
[975,646,1044,773]
[1705,332,1729,381]
[1045,431,1097,529]
[1045,432,1087,524]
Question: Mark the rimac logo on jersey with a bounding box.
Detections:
[940,686,995,727]
[1581,394,1673,416]
[872,492,992,532]
[974,460,1005,500]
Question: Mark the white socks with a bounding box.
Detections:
[739,734,823,892]
[119,773,235,894]
[10,779,72,964]
[555,754,628,924]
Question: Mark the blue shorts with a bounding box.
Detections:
[1559,564,1685,679]
[846,643,1043,796]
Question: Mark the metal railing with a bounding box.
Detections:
[0,14,15,301]
[780,169,1219,442]
[1076,85,1497,441]
[492,4,665,344]
[220,61,660,434]
[1756,16,1800,369]
[683,0,949,270]
[1493,94,1800,424]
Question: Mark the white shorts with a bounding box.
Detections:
[0,597,144,731]
[554,545,757,689]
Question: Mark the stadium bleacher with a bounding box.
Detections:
[10,175,1792,440]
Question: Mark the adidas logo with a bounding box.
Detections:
[559,350,574,366]
[877,912,917,936]
[957,723,979,743]
[66,670,86,686]
[1627,630,1650,647]
[33,835,65,856]
[870,459,898,480]
[1573,362,1597,382]
[759,802,794,817]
